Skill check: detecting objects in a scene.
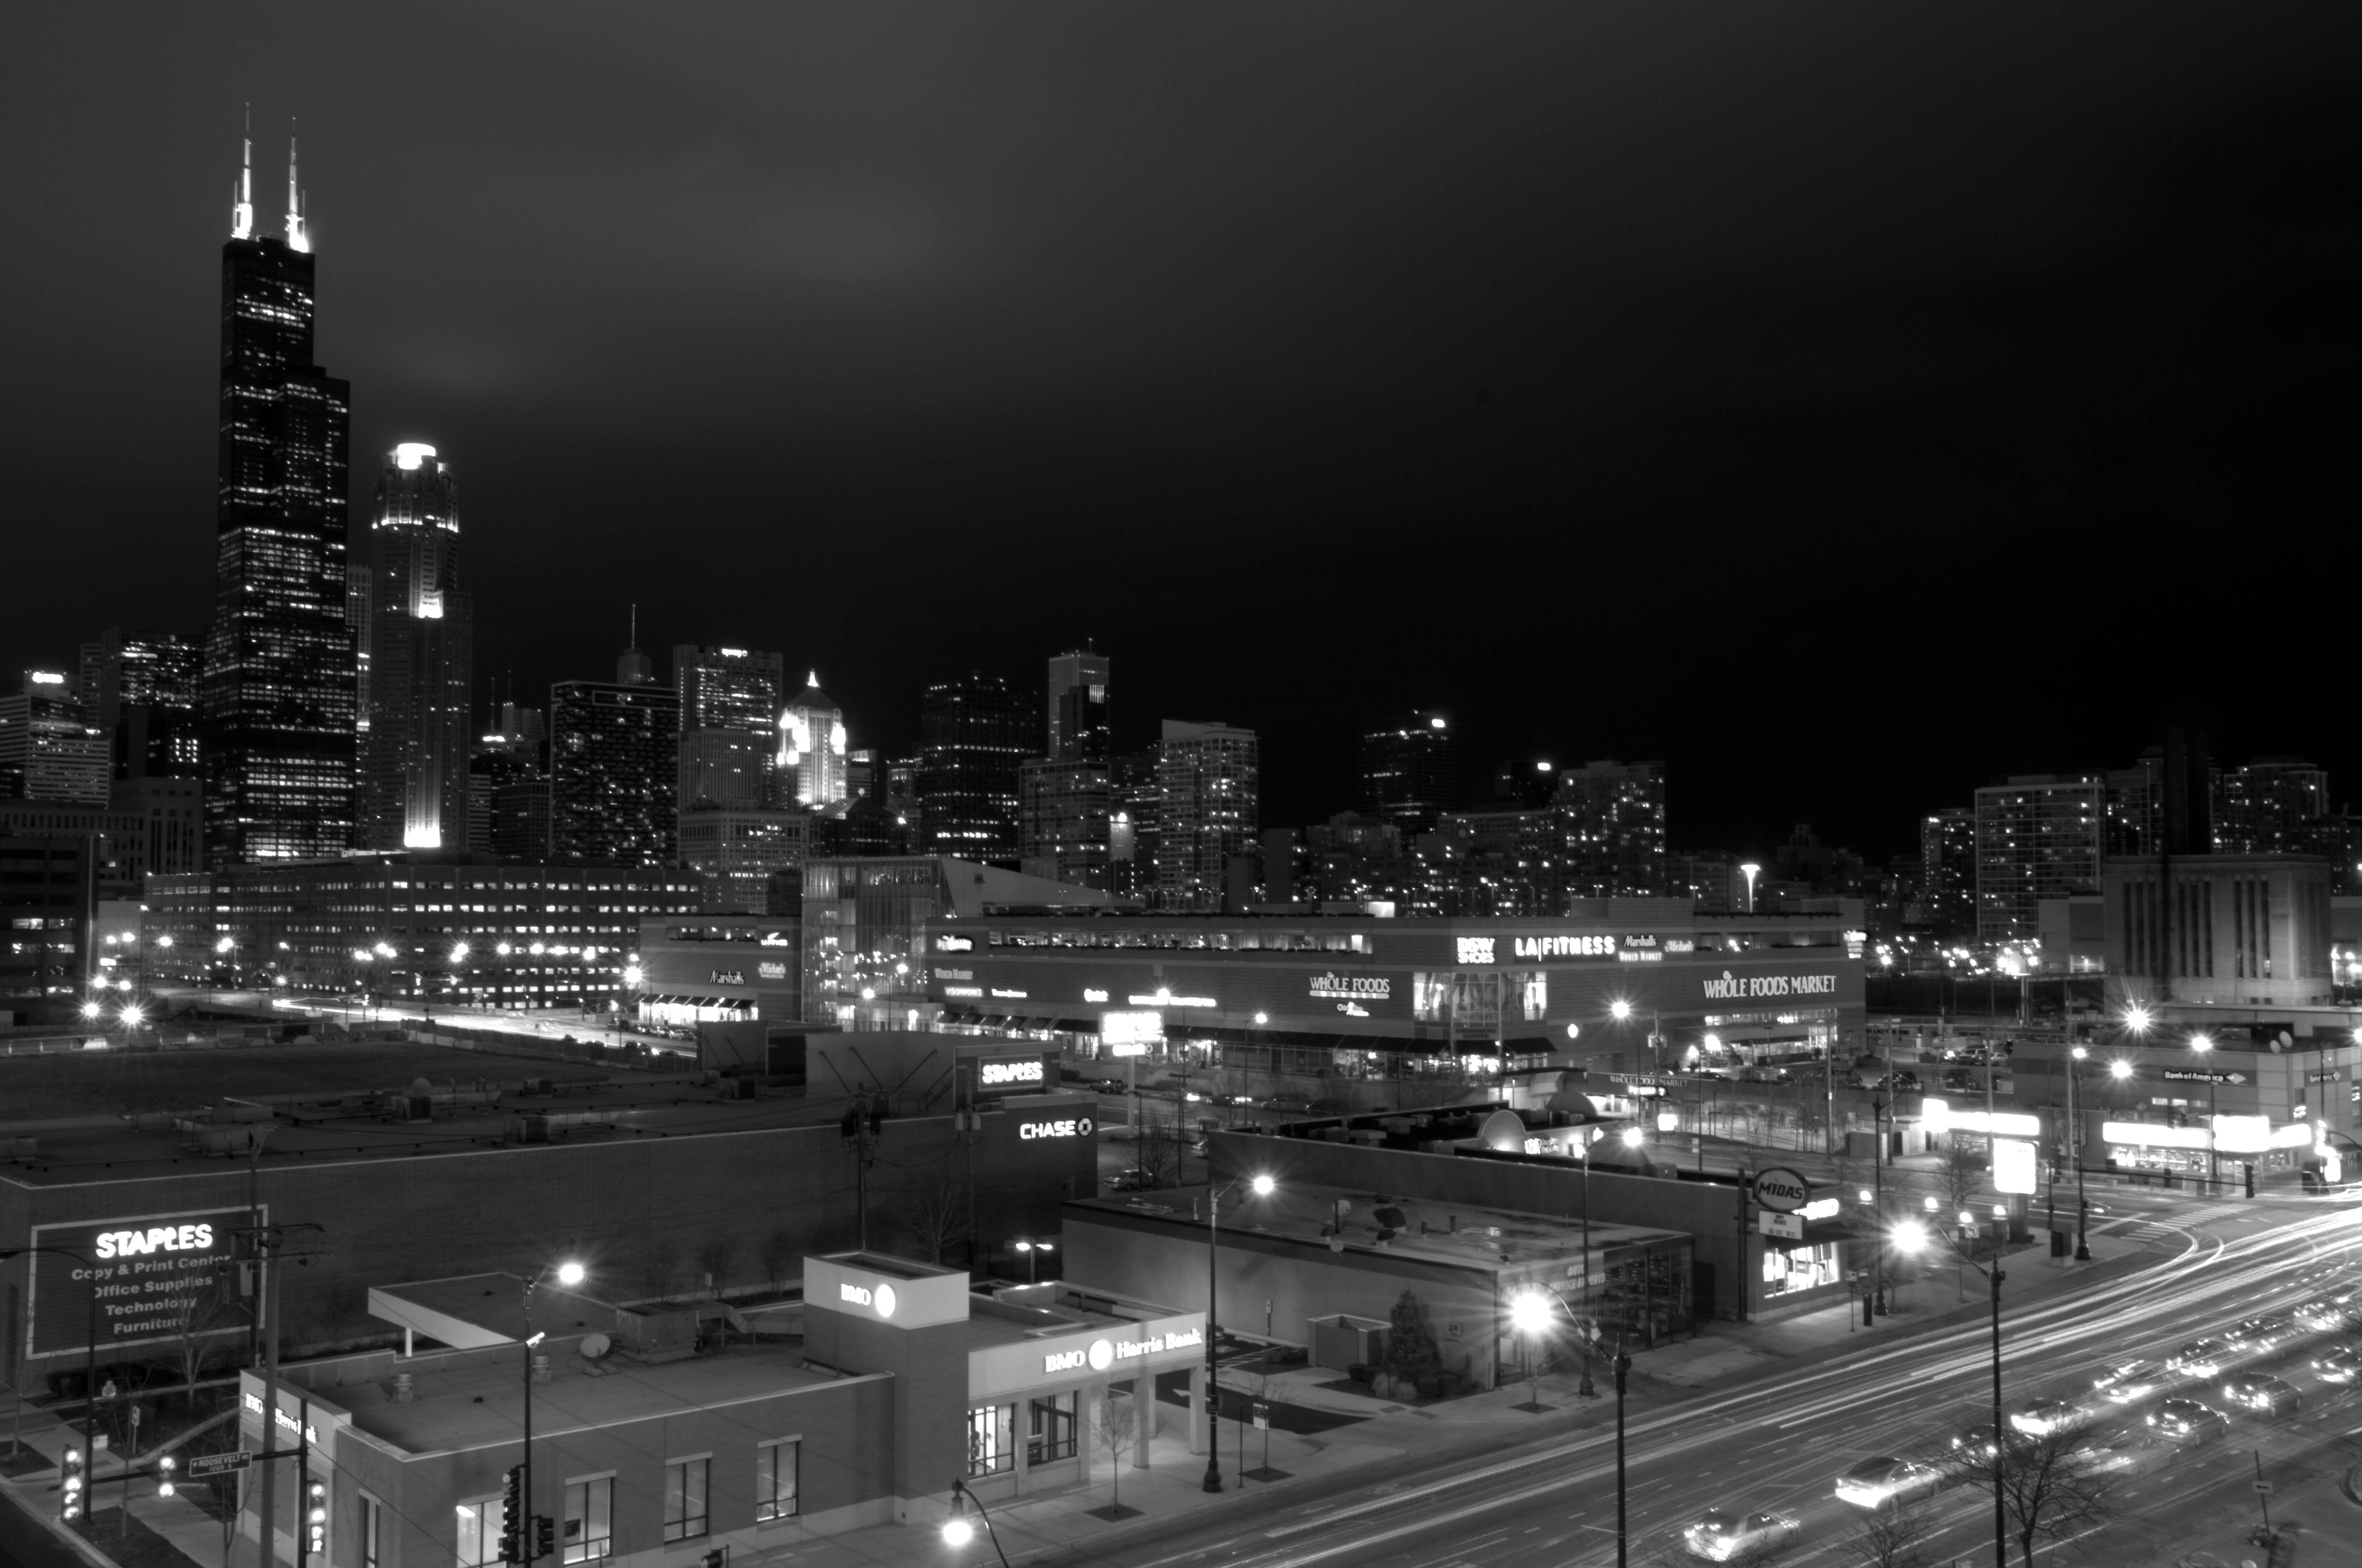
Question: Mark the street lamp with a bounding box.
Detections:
[1739,862,1761,912]
[1203,1173,1275,1493]
[1851,1054,1893,1317]
[1012,1241,1055,1285]
[2068,1046,2091,1260]
[518,1259,587,1563]
[940,1477,1012,1568]
[1908,1222,2007,1568]
[2188,1033,2221,1197]
[1574,1127,1601,1397]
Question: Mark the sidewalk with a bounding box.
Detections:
[0,1400,234,1568]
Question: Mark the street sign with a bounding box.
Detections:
[1751,1167,1811,1213]
[1252,1401,1271,1431]
[1758,1211,1804,1241]
[2252,1480,2274,1494]
[185,1451,252,1479]
[2164,1068,2247,1085]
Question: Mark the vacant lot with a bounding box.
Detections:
[0,1040,663,1121]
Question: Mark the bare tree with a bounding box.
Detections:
[1844,1495,1934,1568]
[637,1236,682,1303]
[1091,1387,1141,1519]
[898,1182,973,1265]
[694,1235,736,1298]
[1132,1107,1184,1190]
[758,1228,797,1294]
[170,1274,241,1412]
[1994,1427,2118,1567]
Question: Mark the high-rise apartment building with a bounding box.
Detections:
[358,444,472,851]
[80,630,201,781]
[200,133,355,865]
[551,661,679,867]
[1359,711,1455,838]
[1554,759,1668,897]
[1973,775,2104,943]
[1108,748,1160,902]
[1019,759,1112,888]
[915,674,1030,859]
[779,675,850,808]
[1154,720,1259,911]
[1045,647,1110,760]
[1919,808,1975,934]
[0,673,109,804]
[672,645,784,815]
[2215,757,2331,855]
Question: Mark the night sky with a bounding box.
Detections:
[5,3,2356,861]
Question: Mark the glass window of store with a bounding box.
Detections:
[455,1500,500,1568]
[361,1496,382,1568]
[968,1403,1017,1475]
[1028,1393,1079,1464]
[756,1441,800,1521]
[663,1458,709,1542]
[562,1477,613,1563]
[1761,1242,1841,1298]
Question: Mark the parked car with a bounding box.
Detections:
[1264,1095,1314,1114]
[1834,1458,1944,1510]
[2145,1399,2230,1444]
[2220,1374,2302,1418]
[1680,1508,1800,1562]
[2310,1345,2362,1384]
[2091,1359,2168,1403]
[1104,1168,1150,1191]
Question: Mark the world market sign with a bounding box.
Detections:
[1700,971,1839,1001]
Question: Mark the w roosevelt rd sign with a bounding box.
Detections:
[1750,1167,1811,1213]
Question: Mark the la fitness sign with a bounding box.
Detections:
[1042,1325,1205,1376]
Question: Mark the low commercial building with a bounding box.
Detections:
[243,1256,1205,1567]
[633,914,800,1031]
[1064,1177,1691,1391]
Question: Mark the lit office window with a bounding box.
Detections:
[663,1459,708,1542]
[755,1442,799,1522]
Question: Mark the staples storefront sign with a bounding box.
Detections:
[1700,970,1840,1002]
[27,1208,247,1359]
[976,1057,1045,1091]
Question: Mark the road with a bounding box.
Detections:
[1039,1192,2362,1568]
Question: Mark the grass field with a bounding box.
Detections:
[0,1040,668,1121]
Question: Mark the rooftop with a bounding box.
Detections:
[1068,1181,1686,1271]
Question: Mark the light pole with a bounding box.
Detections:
[1577,1127,1599,1396]
[2189,1032,2221,1197]
[1911,1220,2006,1568]
[940,1477,1012,1568]
[1852,1055,1892,1317]
[1203,1173,1275,1493]
[521,1259,585,1567]
[1013,1241,1054,1285]
[1739,862,1760,913]
[1612,1330,1634,1568]
[2068,1046,2091,1260]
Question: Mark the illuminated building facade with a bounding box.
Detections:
[1045,647,1109,761]
[79,630,201,781]
[916,674,1028,859]
[779,674,849,807]
[551,675,679,867]
[1018,759,1112,888]
[680,807,810,914]
[1917,808,1975,935]
[676,645,784,809]
[0,836,92,1008]
[0,674,109,805]
[359,445,472,852]
[1154,720,1259,911]
[200,132,356,866]
[2216,758,2332,855]
[1359,711,1454,838]
[1554,759,1668,898]
[1973,775,2104,944]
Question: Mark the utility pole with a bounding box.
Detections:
[237,1218,324,1568]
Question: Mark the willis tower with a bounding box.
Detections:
[201,131,356,864]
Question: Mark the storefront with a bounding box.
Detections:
[634,915,801,1030]
[2102,1117,2321,1184]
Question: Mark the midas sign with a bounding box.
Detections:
[1020,1117,1094,1140]
[95,1222,215,1259]
[1750,1167,1812,1213]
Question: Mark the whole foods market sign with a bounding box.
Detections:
[1701,970,1839,1001]
[26,1207,248,1359]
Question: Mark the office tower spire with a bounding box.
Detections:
[201,128,354,866]
[285,124,308,253]
[230,111,253,239]
[359,444,472,851]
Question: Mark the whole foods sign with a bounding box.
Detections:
[1701,970,1839,1002]
[26,1207,247,1359]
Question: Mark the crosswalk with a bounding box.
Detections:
[2107,1201,2252,1244]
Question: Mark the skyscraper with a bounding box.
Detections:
[674,645,784,809]
[1919,807,1975,934]
[0,672,109,804]
[1154,720,1259,910]
[1973,775,2103,944]
[1046,647,1110,760]
[1554,759,1668,897]
[1359,711,1455,837]
[80,630,201,780]
[2216,757,2331,855]
[916,674,1030,859]
[358,444,472,850]
[779,674,850,807]
[551,652,679,868]
[200,132,355,865]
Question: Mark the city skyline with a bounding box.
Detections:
[4,4,2356,861]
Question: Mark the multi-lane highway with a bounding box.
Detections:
[1056,1194,2362,1568]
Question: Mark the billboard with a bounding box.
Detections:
[25,1207,249,1360]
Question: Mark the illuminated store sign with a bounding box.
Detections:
[935,968,972,981]
[710,969,744,986]
[2164,1068,2246,1086]
[1308,973,1391,1001]
[1617,950,1663,964]
[1019,1117,1094,1139]
[979,1058,1044,1087]
[1084,989,1110,1003]
[990,988,1028,999]
[1101,1011,1162,1054]
[1921,1099,2042,1138]
[934,935,974,952]
[758,962,787,980]
[241,1393,319,1447]
[839,1280,898,1318]
[1663,939,1696,953]
[1130,993,1215,1008]
[1700,970,1838,1001]
[1513,934,1616,959]
[1456,937,1496,964]
[28,1207,245,1359]
[1042,1327,1204,1375]
[944,986,983,998]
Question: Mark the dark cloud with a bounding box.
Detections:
[2,1,2355,857]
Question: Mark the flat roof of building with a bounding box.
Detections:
[1067,1182,1687,1271]
[335,1338,845,1457]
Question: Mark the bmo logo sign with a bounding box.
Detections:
[1020,1117,1094,1140]
[1043,1338,1119,1375]
[838,1280,899,1319]
[979,1058,1044,1089]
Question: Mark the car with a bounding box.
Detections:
[2294,1298,2360,1333]
[1264,1095,1314,1113]
[1680,1508,1800,1562]
[1104,1168,1150,1191]
[2068,1424,2169,1477]
[2145,1398,2230,1444]
[2012,1398,2095,1437]
[2220,1374,2302,1417]
[1946,1425,2003,1465]
[2168,1338,2232,1378]
[2310,1345,2362,1384]
[2092,1359,2168,1403]
[1834,1457,1944,1510]
[2226,1315,2294,1352]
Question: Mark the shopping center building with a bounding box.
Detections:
[919,903,1868,1077]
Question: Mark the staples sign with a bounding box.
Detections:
[978,1058,1044,1089]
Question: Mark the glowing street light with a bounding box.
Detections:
[2123,1004,2153,1037]
[1739,863,1761,911]
[2109,1060,2133,1080]
[1610,999,1633,1022]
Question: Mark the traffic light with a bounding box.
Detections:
[306,1479,328,1558]
[156,1455,177,1499]
[59,1444,84,1523]
[533,1514,554,1561]
[499,1466,524,1564]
